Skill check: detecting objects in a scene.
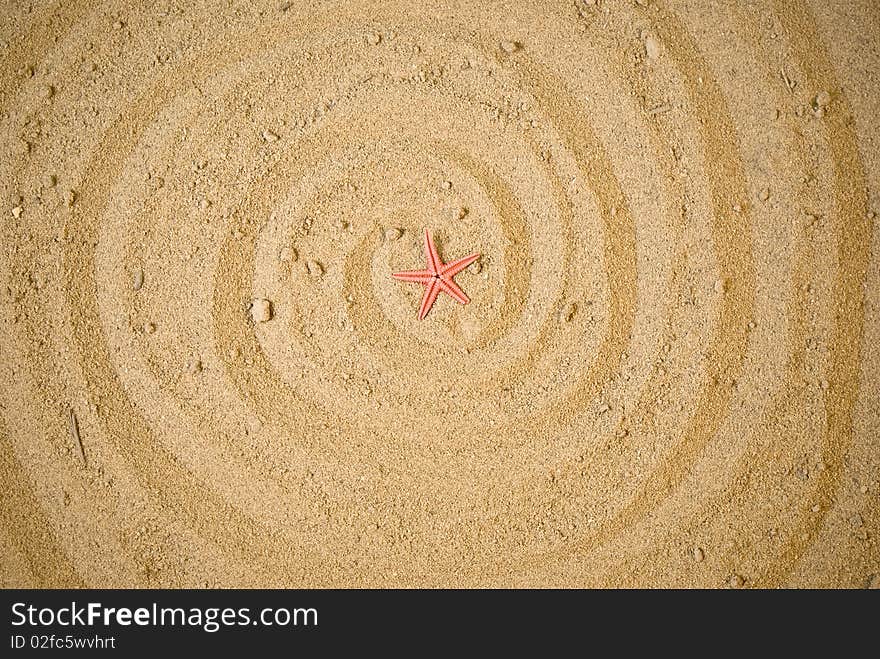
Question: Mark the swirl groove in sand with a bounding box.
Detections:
[1,0,878,587]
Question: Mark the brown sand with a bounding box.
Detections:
[1,0,878,588]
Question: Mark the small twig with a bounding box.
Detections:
[780,67,795,93]
[68,408,86,467]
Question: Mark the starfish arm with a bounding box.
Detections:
[392,269,433,284]
[440,252,480,277]
[438,277,470,305]
[423,228,442,273]
[418,278,441,320]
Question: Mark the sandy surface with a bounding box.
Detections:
[1,0,879,588]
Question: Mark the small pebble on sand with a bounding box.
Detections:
[644,35,661,60]
[500,40,520,54]
[262,129,279,142]
[11,206,22,219]
[441,180,452,190]
[186,359,202,374]
[143,322,155,334]
[366,32,381,46]
[468,260,482,274]
[383,227,402,241]
[457,207,468,219]
[133,268,144,291]
[250,298,273,323]
[759,187,770,201]
[306,260,324,277]
[729,574,744,588]
[693,547,705,562]
[714,278,727,293]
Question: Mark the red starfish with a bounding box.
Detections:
[392,229,480,320]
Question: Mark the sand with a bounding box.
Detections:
[1,0,878,588]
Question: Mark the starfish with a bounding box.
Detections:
[392,229,480,320]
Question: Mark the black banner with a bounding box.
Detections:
[1,589,872,652]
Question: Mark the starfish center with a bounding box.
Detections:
[390,229,481,320]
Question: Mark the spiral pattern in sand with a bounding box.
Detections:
[1,0,878,587]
